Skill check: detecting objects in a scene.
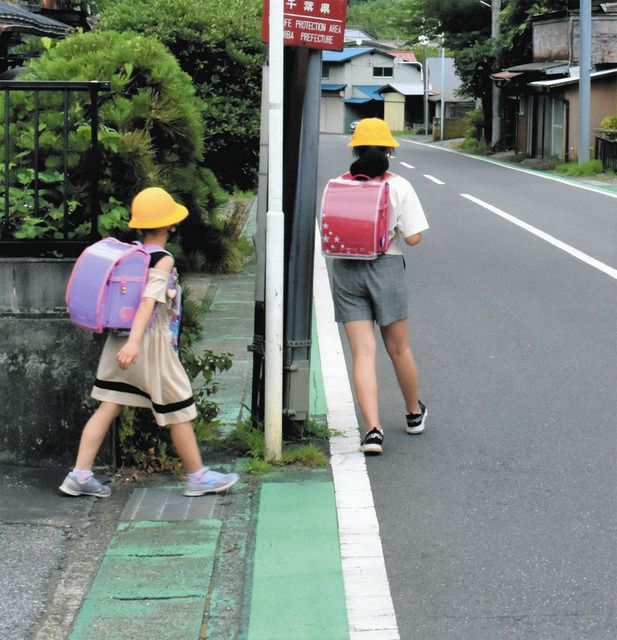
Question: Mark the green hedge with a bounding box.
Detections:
[100,0,264,191]
[3,30,226,246]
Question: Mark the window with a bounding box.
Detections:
[373,67,393,78]
[322,64,331,79]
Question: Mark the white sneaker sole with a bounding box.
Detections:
[361,443,382,455]
[406,408,427,435]
[58,482,111,498]
[183,476,239,496]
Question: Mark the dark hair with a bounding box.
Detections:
[349,145,391,179]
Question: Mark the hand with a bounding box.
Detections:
[116,341,140,370]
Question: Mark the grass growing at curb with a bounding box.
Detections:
[555,159,603,176]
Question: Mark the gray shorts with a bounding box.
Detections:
[331,255,408,326]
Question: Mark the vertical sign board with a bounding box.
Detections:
[262,0,347,51]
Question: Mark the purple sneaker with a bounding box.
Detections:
[183,470,239,496]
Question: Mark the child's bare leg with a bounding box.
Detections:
[380,319,421,414]
[343,320,380,430]
[74,402,122,469]
[169,421,203,474]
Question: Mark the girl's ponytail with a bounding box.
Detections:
[350,145,390,179]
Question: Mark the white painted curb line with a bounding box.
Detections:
[313,225,401,640]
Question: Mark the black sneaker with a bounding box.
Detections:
[406,401,427,435]
[361,428,383,455]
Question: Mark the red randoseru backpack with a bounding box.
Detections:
[320,171,394,259]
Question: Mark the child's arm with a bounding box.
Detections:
[116,297,156,370]
[116,256,175,370]
[404,232,422,246]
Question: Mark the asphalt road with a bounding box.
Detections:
[317,134,617,640]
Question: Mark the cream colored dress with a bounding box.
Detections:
[91,267,197,426]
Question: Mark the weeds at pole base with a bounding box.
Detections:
[225,415,338,474]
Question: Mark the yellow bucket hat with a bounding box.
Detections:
[348,118,400,148]
[128,187,189,229]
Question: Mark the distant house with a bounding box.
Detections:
[493,3,617,159]
[320,47,423,133]
[426,56,475,123]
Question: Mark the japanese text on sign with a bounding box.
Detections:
[262,0,348,51]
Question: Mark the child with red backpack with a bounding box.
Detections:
[323,119,429,455]
[60,187,239,497]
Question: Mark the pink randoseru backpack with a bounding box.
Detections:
[320,171,394,259]
[66,238,150,333]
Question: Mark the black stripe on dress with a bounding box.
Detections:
[94,378,195,414]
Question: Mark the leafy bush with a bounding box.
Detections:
[600,114,617,130]
[456,107,488,153]
[555,159,603,176]
[99,0,263,191]
[3,30,229,263]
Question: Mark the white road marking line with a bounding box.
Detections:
[424,174,445,184]
[402,137,617,200]
[313,224,400,640]
[462,193,617,281]
[399,161,415,169]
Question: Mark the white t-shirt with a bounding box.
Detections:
[385,174,429,256]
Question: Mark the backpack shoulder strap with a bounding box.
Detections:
[148,250,172,269]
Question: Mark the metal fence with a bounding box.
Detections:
[1,80,110,256]
[595,134,617,172]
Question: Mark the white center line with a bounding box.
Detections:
[424,174,445,185]
[399,161,415,169]
[462,193,617,281]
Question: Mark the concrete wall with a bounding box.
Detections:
[320,94,345,133]
[0,258,108,467]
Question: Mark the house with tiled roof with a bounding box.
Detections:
[0,1,88,76]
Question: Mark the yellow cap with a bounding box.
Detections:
[128,187,189,229]
[348,118,400,148]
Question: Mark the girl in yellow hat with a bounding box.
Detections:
[332,118,429,455]
[60,187,239,497]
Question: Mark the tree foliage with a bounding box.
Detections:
[99,0,264,191]
[347,0,437,43]
[2,30,227,252]
[425,0,569,98]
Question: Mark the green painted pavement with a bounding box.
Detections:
[246,481,349,640]
[71,598,205,640]
[69,520,222,640]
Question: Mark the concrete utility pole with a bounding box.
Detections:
[265,0,284,461]
[491,0,502,148]
[578,0,591,163]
